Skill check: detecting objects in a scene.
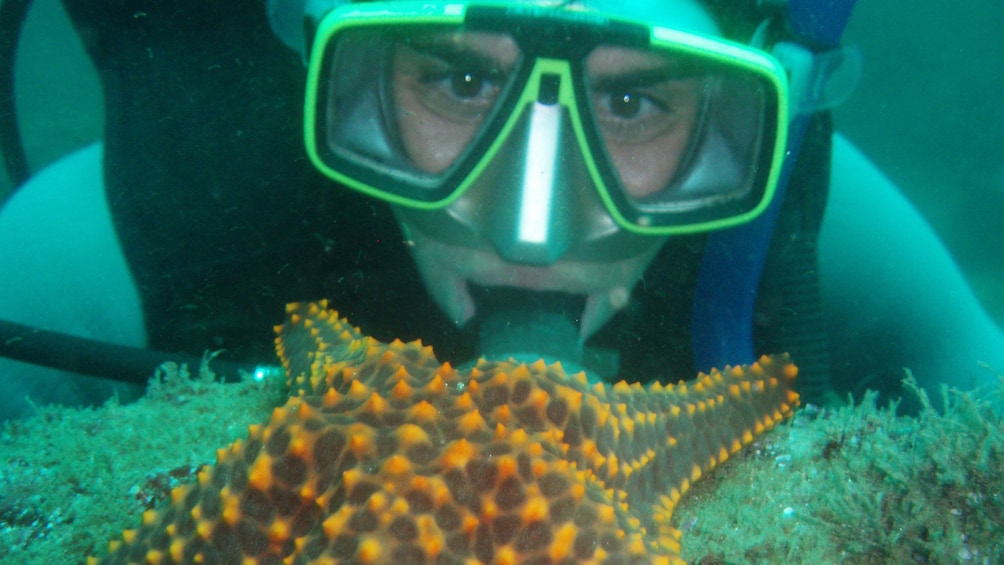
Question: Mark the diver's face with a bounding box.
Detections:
[391,0,721,338]
[393,38,703,199]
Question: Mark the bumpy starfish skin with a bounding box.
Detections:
[93,301,798,565]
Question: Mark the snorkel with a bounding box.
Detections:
[692,0,858,399]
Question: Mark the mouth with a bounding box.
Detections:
[407,241,652,342]
[397,213,666,343]
[467,284,588,363]
[461,278,632,342]
[468,284,587,326]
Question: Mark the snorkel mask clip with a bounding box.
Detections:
[751,1,861,119]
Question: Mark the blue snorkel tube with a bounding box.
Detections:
[691,0,858,376]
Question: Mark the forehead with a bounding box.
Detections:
[508,0,721,35]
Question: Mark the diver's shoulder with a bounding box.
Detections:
[828,132,896,195]
[0,142,143,342]
[0,142,106,229]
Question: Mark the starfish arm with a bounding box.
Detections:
[92,301,797,565]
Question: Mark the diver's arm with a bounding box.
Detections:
[818,133,1004,396]
[0,143,147,418]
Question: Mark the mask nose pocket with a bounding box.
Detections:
[476,97,610,264]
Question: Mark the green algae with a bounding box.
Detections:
[1,362,1002,564]
[0,359,284,564]
[678,370,1004,564]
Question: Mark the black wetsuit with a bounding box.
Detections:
[59,0,836,399]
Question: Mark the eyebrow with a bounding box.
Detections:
[401,36,515,79]
[589,67,691,90]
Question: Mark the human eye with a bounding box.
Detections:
[400,42,508,123]
[591,75,701,144]
[418,63,504,116]
[595,87,667,123]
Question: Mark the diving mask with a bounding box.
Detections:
[303,1,789,236]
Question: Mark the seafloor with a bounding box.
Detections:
[1,358,1002,564]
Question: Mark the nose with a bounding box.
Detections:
[486,99,573,264]
[439,71,626,265]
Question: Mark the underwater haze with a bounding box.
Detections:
[1,1,1004,563]
[2,0,1002,325]
[835,0,1004,325]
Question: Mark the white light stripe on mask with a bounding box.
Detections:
[518,103,561,244]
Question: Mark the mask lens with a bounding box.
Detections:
[313,25,523,203]
[392,31,520,173]
[582,43,781,229]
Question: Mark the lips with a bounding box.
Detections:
[403,224,664,341]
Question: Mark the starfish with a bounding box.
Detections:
[92,300,798,565]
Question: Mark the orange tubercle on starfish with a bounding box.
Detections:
[91,300,798,564]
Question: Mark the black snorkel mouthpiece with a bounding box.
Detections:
[469,286,616,383]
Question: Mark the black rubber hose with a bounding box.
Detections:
[0,317,275,385]
[0,0,33,188]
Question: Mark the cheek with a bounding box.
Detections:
[608,130,691,198]
[393,83,476,174]
[395,90,450,173]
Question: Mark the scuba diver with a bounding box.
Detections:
[0,0,1002,421]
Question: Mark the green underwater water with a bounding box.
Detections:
[1,2,1003,562]
[4,0,1002,327]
